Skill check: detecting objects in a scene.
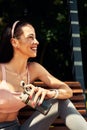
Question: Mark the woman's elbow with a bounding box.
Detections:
[67,88,73,98]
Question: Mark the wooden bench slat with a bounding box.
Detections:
[72,89,83,93]
[34,81,81,88]
[74,102,86,108]
[71,95,85,101]
[65,82,81,87]
[49,127,69,130]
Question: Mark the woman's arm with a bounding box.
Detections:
[29,62,73,100]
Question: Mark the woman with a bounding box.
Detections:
[0,20,87,130]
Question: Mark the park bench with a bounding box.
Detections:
[18,81,87,130]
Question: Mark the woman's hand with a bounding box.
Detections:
[20,82,55,106]
[32,87,56,105]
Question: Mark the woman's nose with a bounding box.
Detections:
[33,38,39,45]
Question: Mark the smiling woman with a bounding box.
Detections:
[0,20,39,63]
[11,21,39,59]
[0,20,87,130]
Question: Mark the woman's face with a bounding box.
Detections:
[15,24,39,58]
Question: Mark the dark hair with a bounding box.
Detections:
[0,20,32,63]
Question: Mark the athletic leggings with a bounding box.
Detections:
[0,99,87,130]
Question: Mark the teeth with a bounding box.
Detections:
[32,48,37,50]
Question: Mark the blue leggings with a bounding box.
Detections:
[0,99,87,130]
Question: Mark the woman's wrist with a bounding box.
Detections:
[50,89,59,99]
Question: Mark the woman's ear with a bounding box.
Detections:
[10,38,19,48]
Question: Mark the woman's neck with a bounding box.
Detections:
[5,58,28,75]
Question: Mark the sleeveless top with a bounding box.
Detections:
[0,64,30,113]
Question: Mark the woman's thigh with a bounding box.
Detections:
[20,99,59,130]
[59,99,87,130]
[20,99,87,130]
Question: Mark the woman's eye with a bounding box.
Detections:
[28,36,34,40]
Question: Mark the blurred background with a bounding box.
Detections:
[0,0,87,90]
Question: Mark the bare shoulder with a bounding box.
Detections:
[28,62,43,69]
[27,61,52,81]
[27,62,45,81]
[28,62,48,74]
